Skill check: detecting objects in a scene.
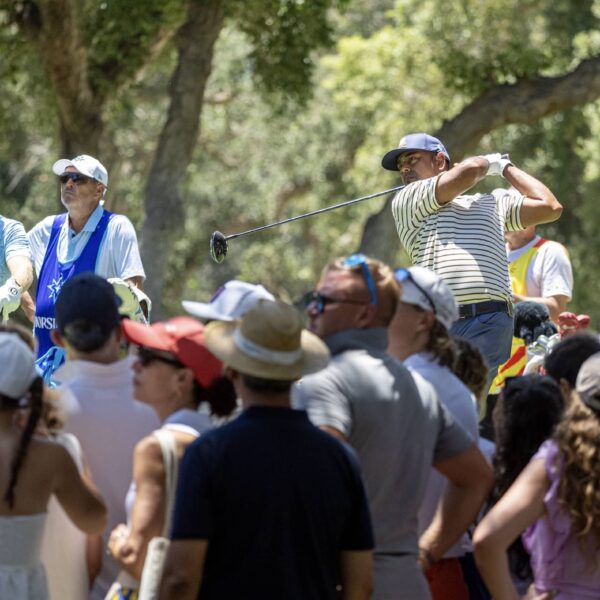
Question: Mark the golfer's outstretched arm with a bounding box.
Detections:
[159,539,208,600]
[340,550,373,600]
[505,165,562,226]
[434,156,490,204]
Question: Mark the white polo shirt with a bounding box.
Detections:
[28,205,145,281]
[506,235,573,299]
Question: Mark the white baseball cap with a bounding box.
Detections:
[0,333,37,400]
[182,280,275,322]
[395,266,458,330]
[52,154,108,187]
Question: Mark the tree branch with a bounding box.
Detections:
[439,54,600,158]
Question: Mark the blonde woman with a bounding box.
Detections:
[474,353,600,599]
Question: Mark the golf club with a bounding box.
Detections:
[209,184,406,263]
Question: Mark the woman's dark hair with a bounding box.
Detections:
[544,332,600,388]
[3,376,44,509]
[491,374,564,579]
[192,375,237,418]
[424,319,456,370]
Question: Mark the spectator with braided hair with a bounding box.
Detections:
[0,331,106,599]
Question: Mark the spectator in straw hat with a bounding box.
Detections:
[159,299,375,600]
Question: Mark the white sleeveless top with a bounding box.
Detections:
[0,513,48,599]
[40,432,88,600]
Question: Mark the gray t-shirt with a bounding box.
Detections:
[292,328,473,599]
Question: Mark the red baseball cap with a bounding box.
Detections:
[122,316,223,388]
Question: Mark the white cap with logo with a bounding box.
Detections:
[183,280,275,322]
[396,266,458,330]
[52,154,108,187]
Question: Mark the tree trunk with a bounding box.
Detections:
[358,55,600,264]
[17,0,105,157]
[140,0,225,317]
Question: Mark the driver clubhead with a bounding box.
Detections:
[209,231,228,263]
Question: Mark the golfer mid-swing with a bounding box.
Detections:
[382,133,562,384]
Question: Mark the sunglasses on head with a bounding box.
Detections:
[136,346,184,368]
[395,268,437,314]
[342,254,378,306]
[58,172,95,185]
[304,290,368,315]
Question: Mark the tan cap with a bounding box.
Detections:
[204,299,330,381]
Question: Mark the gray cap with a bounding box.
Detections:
[395,266,458,330]
[576,352,600,413]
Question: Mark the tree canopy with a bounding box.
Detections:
[1,0,600,324]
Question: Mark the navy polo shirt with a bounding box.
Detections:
[171,405,374,599]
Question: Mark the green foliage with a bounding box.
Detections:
[394,0,599,95]
[230,0,349,109]
[84,0,185,98]
[2,0,600,329]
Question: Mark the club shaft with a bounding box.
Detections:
[226,184,406,241]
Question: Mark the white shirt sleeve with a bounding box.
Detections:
[530,241,573,299]
[102,215,146,281]
[27,216,55,276]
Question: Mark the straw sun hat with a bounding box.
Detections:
[204,299,330,381]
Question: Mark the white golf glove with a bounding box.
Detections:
[108,278,152,324]
[481,153,513,177]
[0,277,22,321]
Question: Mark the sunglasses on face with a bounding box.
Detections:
[394,268,437,314]
[342,254,378,306]
[304,291,368,315]
[136,346,184,368]
[58,172,95,185]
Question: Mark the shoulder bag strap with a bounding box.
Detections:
[152,429,179,537]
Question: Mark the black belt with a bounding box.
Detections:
[458,300,512,319]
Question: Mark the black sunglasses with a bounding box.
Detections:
[58,172,95,185]
[136,346,184,368]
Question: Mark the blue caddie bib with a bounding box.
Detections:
[34,210,113,358]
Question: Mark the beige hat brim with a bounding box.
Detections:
[204,320,330,381]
